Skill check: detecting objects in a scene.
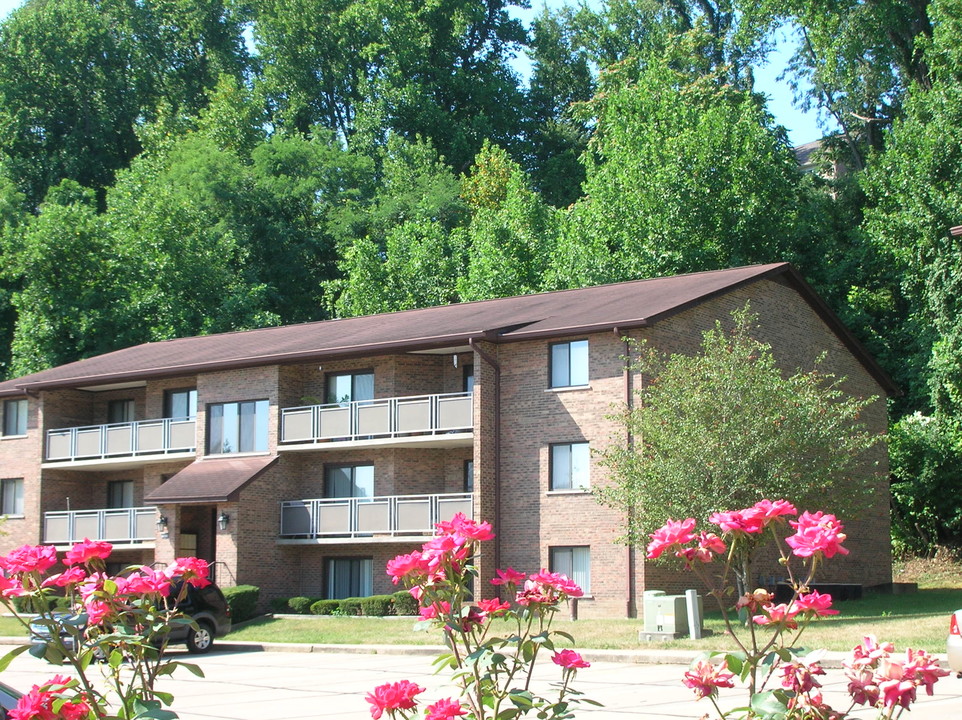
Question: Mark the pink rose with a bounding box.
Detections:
[792,590,839,617]
[785,511,848,558]
[647,518,696,559]
[64,538,112,566]
[365,680,424,719]
[0,544,58,574]
[490,567,526,586]
[424,698,467,720]
[165,557,211,587]
[386,552,428,584]
[683,659,735,699]
[552,649,590,669]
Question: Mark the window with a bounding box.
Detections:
[208,400,269,454]
[463,365,474,393]
[550,546,590,595]
[108,399,135,424]
[164,389,197,420]
[1,478,23,516]
[549,340,588,388]
[326,371,374,405]
[463,460,474,493]
[326,557,373,599]
[550,442,590,491]
[107,480,134,509]
[324,464,374,498]
[3,399,27,436]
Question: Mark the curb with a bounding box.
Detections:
[2,637,950,670]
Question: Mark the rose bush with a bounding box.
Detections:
[376,513,597,720]
[0,538,210,719]
[648,500,949,719]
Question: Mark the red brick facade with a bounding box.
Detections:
[0,272,892,617]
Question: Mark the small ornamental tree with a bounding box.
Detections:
[597,305,882,579]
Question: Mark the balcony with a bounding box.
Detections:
[279,392,473,451]
[278,492,472,543]
[43,506,157,547]
[43,418,196,469]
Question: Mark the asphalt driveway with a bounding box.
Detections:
[0,643,961,719]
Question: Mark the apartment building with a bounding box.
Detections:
[0,263,895,617]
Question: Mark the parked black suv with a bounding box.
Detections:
[30,580,232,655]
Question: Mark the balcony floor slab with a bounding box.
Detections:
[41,451,196,471]
[277,432,472,452]
[277,535,433,546]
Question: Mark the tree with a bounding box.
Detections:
[596,306,882,546]
[548,38,805,289]
[861,0,962,418]
[459,143,559,301]
[888,413,962,554]
[1,181,125,376]
[0,0,141,206]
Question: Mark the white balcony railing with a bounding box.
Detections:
[280,392,472,445]
[43,506,157,545]
[45,418,196,462]
[279,492,472,539]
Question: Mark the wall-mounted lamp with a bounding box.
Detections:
[217,512,230,531]
[156,514,168,531]
[452,354,458,368]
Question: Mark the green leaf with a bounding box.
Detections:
[175,662,205,678]
[750,690,791,720]
[0,644,30,670]
[508,690,535,709]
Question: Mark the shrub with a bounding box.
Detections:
[287,596,317,614]
[222,585,260,623]
[269,597,290,613]
[13,595,53,613]
[338,597,363,616]
[310,599,340,615]
[360,595,392,616]
[392,591,418,616]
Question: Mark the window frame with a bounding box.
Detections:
[108,399,135,424]
[325,370,374,405]
[323,463,374,499]
[1,478,24,517]
[325,556,374,600]
[549,546,591,595]
[549,442,590,491]
[206,399,270,455]
[548,339,589,389]
[3,399,27,437]
[164,388,197,420]
[107,479,135,509]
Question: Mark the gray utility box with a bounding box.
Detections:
[643,590,704,636]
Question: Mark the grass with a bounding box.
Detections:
[227,555,962,653]
[4,557,958,654]
[225,586,962,654]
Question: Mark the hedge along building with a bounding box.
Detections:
[0,263,895,617]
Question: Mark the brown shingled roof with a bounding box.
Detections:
[145,456,277,504]
[0,263,897,395]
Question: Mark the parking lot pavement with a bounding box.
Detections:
[0,644,961,719]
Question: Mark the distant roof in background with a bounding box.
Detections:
[795,139,823,170]
[0,262,898,396]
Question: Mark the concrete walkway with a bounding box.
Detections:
[0,641,960,719]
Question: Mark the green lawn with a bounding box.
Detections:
[225,587,962,653]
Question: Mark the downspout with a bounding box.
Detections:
[469,338,501,574]
[615,327,635,617]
